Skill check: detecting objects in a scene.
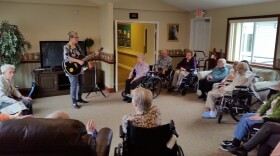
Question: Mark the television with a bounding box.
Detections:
[40,41,86,69]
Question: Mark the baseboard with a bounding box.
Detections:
[105,86,115,93]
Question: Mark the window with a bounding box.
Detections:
[226,16,279,67]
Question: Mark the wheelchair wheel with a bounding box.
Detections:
[181,88,187,96]
[144,77,162,99]
[229,92,263,122]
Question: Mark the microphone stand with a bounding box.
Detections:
[86,60,106,98]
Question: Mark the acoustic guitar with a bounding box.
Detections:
[62,47,103,76]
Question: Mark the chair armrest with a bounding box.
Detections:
[119,125,125,138]
[235,86,248,89]
[197,70,212,80]
[263,117,280,123]
[96,127,113,156]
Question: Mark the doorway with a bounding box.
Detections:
[190,17,211,57]
[114,20,159,92]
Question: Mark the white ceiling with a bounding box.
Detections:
[162,0,278,11]
[0,0,278,11]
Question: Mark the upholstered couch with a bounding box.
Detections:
[197,64,280,101]
[0,118,113,156]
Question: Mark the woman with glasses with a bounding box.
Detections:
[63,31,88,109]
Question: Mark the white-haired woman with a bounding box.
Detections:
[198,58,229,101]
[122,88,161,133]
[202,62,252,119]
[0,64,33,115]
[123,54,149,103]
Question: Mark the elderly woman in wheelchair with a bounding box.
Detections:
[122,87,161,133]
[168,49,196,92]
[117,87,184,156]
[123,54,149,103]
[202,62,252,119]
[220,91,280,152]
[154,49,172,78]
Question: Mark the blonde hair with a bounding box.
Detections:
[67,31,78,40]
[132,88,153,112]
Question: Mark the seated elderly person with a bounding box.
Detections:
[198,58,228,101]
[169,50,196,91]
[213,61,239,90]
[202,62,252,119]
[0,64,32,115]
[122,88,161,133]
[227,122,280,156]
[123,54,149,103]
[154,49,172,78]
[220,91,280,152]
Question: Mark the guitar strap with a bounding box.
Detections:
[65,44,84,59]
[75,44,84,55]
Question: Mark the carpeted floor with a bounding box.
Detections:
[32,90,257,156]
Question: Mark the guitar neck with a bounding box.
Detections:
[82,53,97,62]
[82,47,103,62]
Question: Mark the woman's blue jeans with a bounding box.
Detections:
[234,113,263,141]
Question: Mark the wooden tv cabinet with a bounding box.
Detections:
[34,69,94,97]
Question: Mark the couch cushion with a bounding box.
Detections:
[253,81,280,91]
[252,68,277,81]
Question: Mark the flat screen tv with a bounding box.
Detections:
[40,41,86,69]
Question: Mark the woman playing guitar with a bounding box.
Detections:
[63,31,88,109]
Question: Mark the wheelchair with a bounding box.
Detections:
[139,71,162,99]
[158,66,175,88]
[114,120,184,156]
[245,118,280,144]
[122,67,163,99]
[215,73,263,123]
[178,69,198,96]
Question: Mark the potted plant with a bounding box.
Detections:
[85,37,94,53]
[0,20,31,66]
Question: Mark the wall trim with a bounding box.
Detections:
[118,63,133,71]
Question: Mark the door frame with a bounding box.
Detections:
[114,20,159,92]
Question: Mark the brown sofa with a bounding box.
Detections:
[0,118,113,156]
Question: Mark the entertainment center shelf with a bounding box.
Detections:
[34,69,94,97]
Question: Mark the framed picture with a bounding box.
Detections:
[167,24,180,41]
[117,23,131,48]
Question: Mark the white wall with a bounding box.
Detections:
[99,3,114,89]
